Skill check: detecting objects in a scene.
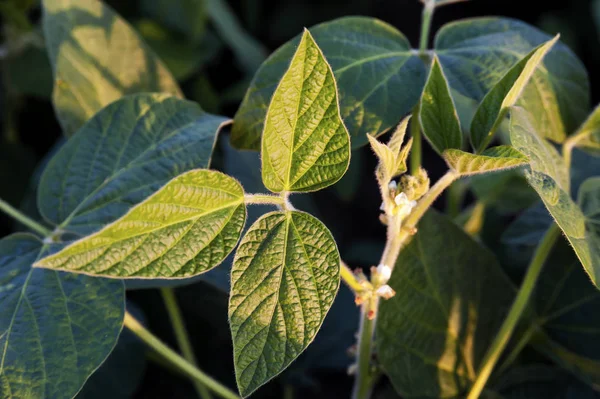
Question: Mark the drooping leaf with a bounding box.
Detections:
[42,0,182,136]
[232,16,426,150]
[261,29,350,193]
[229,211,340,397]
[376,210,515,398]
[0,234,124,399]
[567,104,600,156]
[443,146,528,176]
[35,170,246,278]
[470,36,559,153]
[510,107,600,287]
[436,17,589,142]
[419,56,463,154]
[38,93,229,236]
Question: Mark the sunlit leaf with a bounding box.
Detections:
[232,17,426,150]
[261,29,350,193]
[567,104,600,156]
[419,56,463,154]
[377,210,515,397]
[35,170,246,278]
[42,0,182,135]
[443,146,528,176]
[38,93,229,236]
[470,36,559,153]
[229,211,340,397]
[0,234,124,399]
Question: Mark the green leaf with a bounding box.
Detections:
[376,210,515,398]
[436,17,590,142]
[419,56,463,154]
[367,116,412,183]
[471,171,539,213]
[510,107,600,287]
[38,93,229,236]
[261,29,350,193]
[140,0,207,42]
[470,36,559,153]
[567,104,600,156]
[443,146,528,176]
[232,16,426,150]
[229,211,340,397]
[42,0,182,136]
[35,170,246,278]
[0,234,124,399]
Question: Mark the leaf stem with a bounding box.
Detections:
[0,197,51,237]
[466,223,561,399]
[244,193,285,206]
[161,288,213,399]
[409,104,422,175]
[340,261,369,293]
[419,1,435,52]
[124,312,240,399]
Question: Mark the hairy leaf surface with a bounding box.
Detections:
[232,16,426,150]
[470,36,558,153]
[568,104,600,156]
[443,146,528,176]
[0,234,124,399]
[229,211,340,397]
[42,0,182,136]
[35,170,246,278]
[419,56,463,154]
[38,93,229,236]
[436,17,589,142]
[510,107,600,287]
[261,30,350,193]
[377,211,515,398]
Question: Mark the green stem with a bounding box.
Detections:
[419,1,435,52]
[124,312,240,399]
[0,197,51,236]
[352,295,379,399]
[244,193,285,205]
[340,261,369,293]
[409,104,422,175]
[161,288,213,399]
[466,224,561,399]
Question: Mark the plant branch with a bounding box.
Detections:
[409,105,422,175]
[161,288,213,399]
[244,193,285,205]
[0,197,51,237]
[419,1,435,52]
[340,261,369,293]
[466,223,561,399]
[124,312,240,399]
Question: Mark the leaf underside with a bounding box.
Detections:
[443,145,528,176]
[35,170,246,279]
[229,211,340,397]
[261,29,350,193]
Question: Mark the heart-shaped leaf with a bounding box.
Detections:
[419,56,463,154]
[470,36,559,153]
[42,0,182,136]
[35,170,246,278]
[376,210,515,398]
[443,146,528,176]
[261,29,350,193]
[0,234,124,399]
[232,16,426,150]
[38,93,229,236]
[510,107,600,287]
[436,17,589,142]
[229,211,340,397]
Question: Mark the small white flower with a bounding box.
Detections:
[376,264,392,283]
[394,192,416,209]
[388,180,397,191]
[380,201,386,211]
[376,284,396,299]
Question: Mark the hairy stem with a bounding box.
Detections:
[161,288,213,399]
[466,224,561,399]
[341,261,369,293]
[124,312,240,399]
[244,193,286,205]
[409,104,422,175]
[0,197,51,237]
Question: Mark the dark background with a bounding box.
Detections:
[0,0,598,398]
